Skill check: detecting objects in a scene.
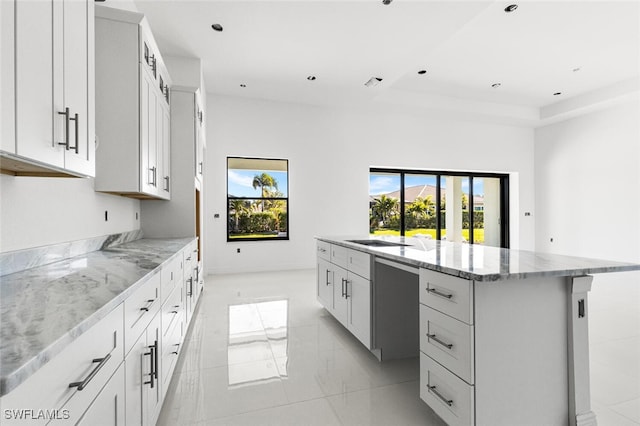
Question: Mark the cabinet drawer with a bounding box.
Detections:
[420,352,474,426]
[1,304,124,426]
[317,240,330,262]
[124,272,161,355]
[420,269,473,325]
[160,254,182,305]
[347,249,370,280]
[330,244,348,269]
[160,313,183,390]
[420,304,474,384]
[161,284,183,337]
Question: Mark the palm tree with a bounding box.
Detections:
[372,195,398,227]
[229,199,250,232]
[407,196,435,227]
[252,172,278,212]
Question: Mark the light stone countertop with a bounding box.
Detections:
[317,236,640,281]
[0,237,194,396]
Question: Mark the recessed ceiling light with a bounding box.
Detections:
[553,92,562,96]
[491,83,501,88]
[418,70,427,75]
[504,4,518,13]
[240,84,246,88]
[211,24,223,32]
[307,76,316,81]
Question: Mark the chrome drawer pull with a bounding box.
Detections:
[69,353,112,391]
[427,333,453,349]
[172,343,180,355]
[428,385,453,407]
[140,299,155,312]
[426,287,453,299]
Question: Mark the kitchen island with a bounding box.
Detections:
[316,236,640,426]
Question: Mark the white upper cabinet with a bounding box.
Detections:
[1,0,15,155]
[1,0,95,177]
[94,6,171,200]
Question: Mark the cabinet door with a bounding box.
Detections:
[195,96,204,180]
[77,363,125,426]
[125,312,161,426]
[332,265,349,327]
[62,0,94,176]
[160,102,171,198]
[15,0,62,167]
[348,273,371,348]
[145,313,163,426]
[125,331,147,426]
[1,0,15,153]
[140,68,158,195]
[317,258,334,311]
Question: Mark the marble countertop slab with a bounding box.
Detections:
[0,237,194,396]
[317,236,640,281]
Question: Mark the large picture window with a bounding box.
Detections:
[370,168,509,248]
[227,157,289,241]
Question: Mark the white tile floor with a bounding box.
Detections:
[157,269,640,426]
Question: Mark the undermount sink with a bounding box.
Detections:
[346,239,409,247]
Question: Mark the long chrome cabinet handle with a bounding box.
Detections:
[427,333,454,349]
[427,385,453,407]
[69,353,112,391]
[344,280,350,299]
[69,113,79,154]
[58,108,70,149]
[143,340,158,388]
[164,176,170,192]
[325,269,330,286]
[426,287,453,299]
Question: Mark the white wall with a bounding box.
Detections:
[206,95,535,274]
[0,175,140,252]
[535,100,640,263]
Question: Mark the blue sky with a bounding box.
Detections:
[369,174,485,196]
[228,169,288,197]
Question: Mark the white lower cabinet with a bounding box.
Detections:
[419,268,572,426]
[0,240,200,426]
[183,240,201,326]
[125,311,162,426]
[316,242,372,349]
[76,363,126,426]
[420,352,474,426]
[0,304,124,425]
[317,258,334,312]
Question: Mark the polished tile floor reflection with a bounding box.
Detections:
[158,269,640,426]
[157,269,446,425]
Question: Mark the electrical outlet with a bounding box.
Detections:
[214,213,220,218]
[237,248,241,253]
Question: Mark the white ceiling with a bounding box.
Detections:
[131,0,640,126]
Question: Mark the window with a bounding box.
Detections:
[227,157,289,241]
[370,168,509,248]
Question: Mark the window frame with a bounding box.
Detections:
[370,168,510,248]
[227,156,290,242]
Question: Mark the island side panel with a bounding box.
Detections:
[474,276,569,426]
